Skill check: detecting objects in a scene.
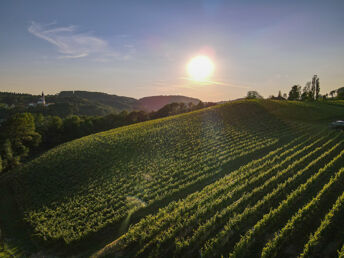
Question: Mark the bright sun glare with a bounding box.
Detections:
[187,55,214,82]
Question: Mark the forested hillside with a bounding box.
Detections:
[0,91,201,117]
[1,99,344,257]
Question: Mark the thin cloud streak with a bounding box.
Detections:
[28,21,135,60]
[28,21,107,59]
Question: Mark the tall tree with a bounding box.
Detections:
[278,91,282,98]
[301,82,312,101]
[315,77,320,100]
[311,75,318,100]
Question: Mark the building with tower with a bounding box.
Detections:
[37,91,46,105]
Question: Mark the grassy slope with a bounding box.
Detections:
[1,99,344,256]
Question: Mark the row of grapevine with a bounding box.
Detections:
[261,167,344,257]
[300,190,344,257]
[127,133,324,256]
[10,102,313,244]
[339,244,344,258]
[171,134,337,256]
[94,129,344,257]
[204,139,344,257]
[227,144,344,257]
[106,133,311,252]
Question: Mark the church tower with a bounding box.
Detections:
[37,91,46,105]
[41,91,46,105]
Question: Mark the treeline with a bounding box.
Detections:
[287,75,321,101]
[250,74,344,102]
[0,101,215,173]
[0,94,117,118]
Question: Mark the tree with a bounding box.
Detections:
[1,113,41,149]
[288,85,301,100]
[0,139,19,171]
[322,94,328,101]
[0,113,41,171]
[62,115,82,140]
[41,116,64,147]
[246,91,263,99]
[278,91,282,98]
[315,77,320,100]
[330,90,336,98]
[311,75,318,100]
[196,101,205,109]
[337,87,344,99]
[301,82,312,101]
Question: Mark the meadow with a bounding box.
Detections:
[1,99,344,257]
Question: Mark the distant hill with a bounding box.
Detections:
[58,91,137,111]
[136,95,200,111]
[0,91,202,117]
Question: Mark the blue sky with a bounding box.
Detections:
[1,0,344,101]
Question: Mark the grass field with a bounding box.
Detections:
[1,99,344,257]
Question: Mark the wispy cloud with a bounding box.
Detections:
[28,21,107,59]
[28,21,134,60]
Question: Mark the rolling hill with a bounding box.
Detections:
[0,91,201,117]
[137,95,200,111]
[1,99,344,257]
[58,91,201,112]
[58,91,138,112]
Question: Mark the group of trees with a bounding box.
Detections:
[246,91,263,99]
[0,113,41,171]
[329,87,344,99]
[288,75,321,101]
[0,101,215,173]
[247,74,344,103]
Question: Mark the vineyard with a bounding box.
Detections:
[1,99,344,257]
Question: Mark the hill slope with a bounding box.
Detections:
[136,95,200,111]
[1,100,344,257]
[0,91,201,117]
[58,91,138,112]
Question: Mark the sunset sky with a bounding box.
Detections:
[1,0,344,101]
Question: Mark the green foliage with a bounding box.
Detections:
[339,244,344,258]
[0,91,201,117]
[288,85,301,100]
[2,100,344,257]
[0,101,211,172]
[315,76,320,100]
[300,191,344,257]
[300,75,320,101]
[0,113,41,171]
[337,87,344,100]
[246,91,263,99]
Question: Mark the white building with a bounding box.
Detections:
[37,91,46,105]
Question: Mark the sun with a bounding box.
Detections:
[187,55,214,82]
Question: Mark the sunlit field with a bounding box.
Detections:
[1,100,344,257]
